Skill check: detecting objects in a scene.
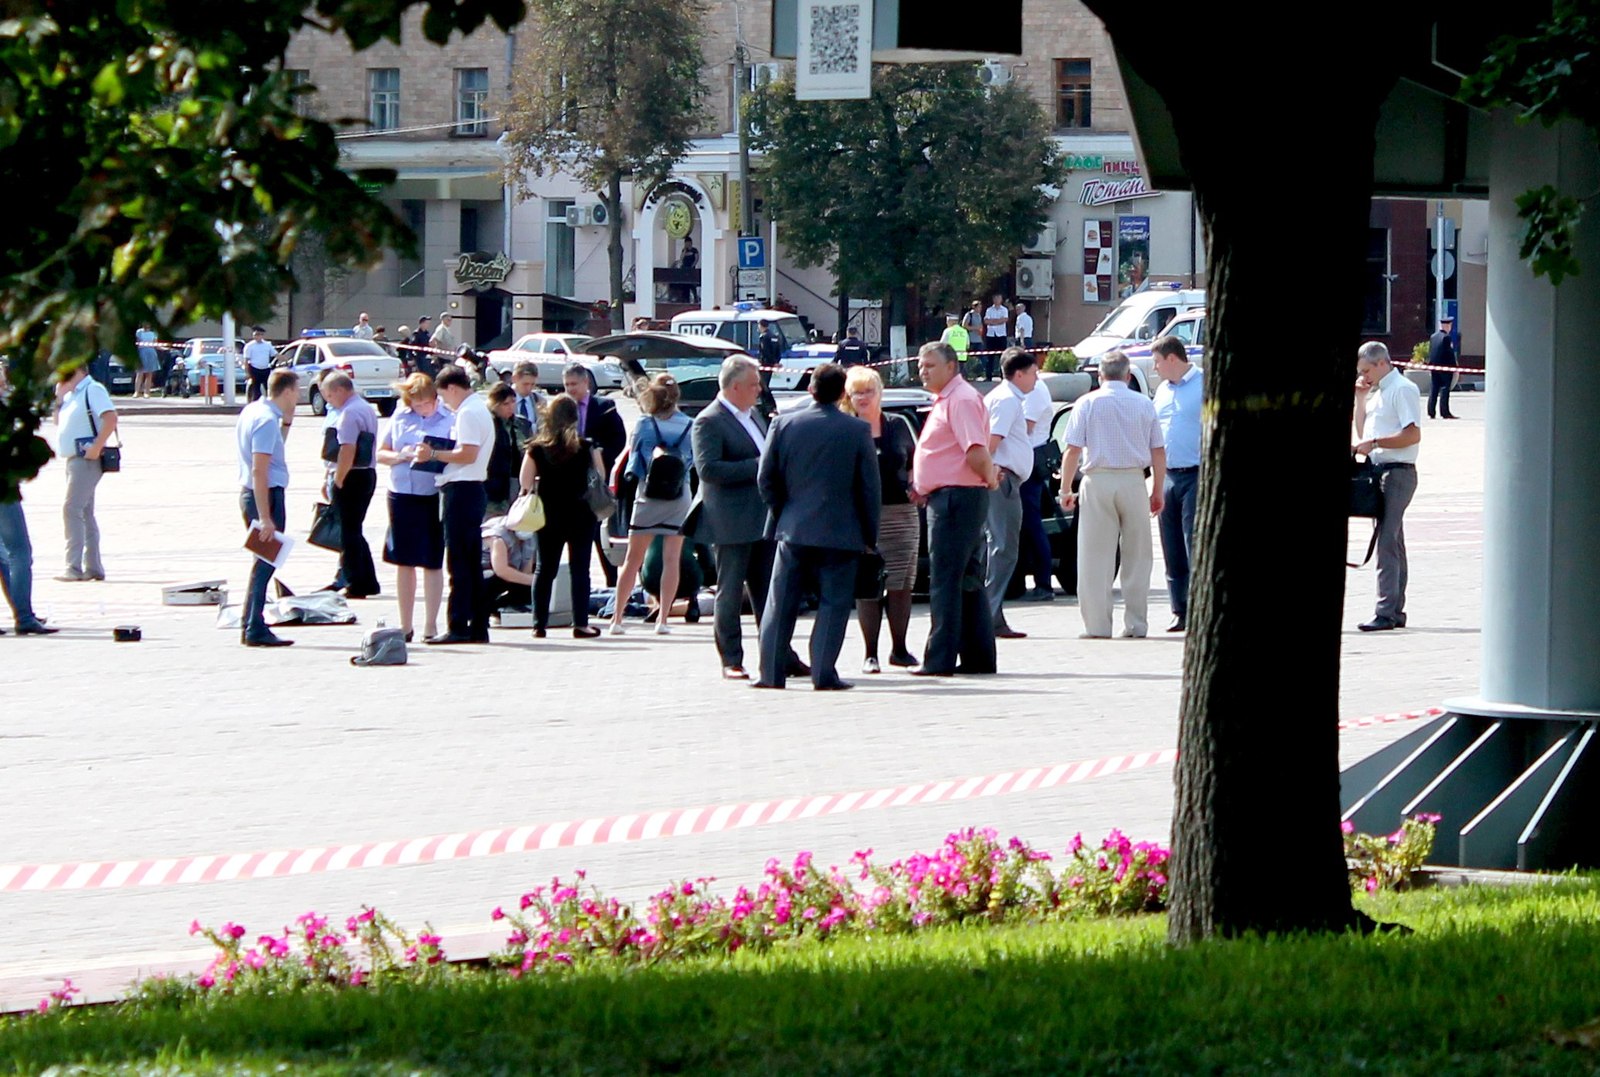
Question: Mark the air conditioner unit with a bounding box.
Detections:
[565,203,610,228]
[1023,224,1057,254]
[978,59,1012,88]
[1016,258,1054,299]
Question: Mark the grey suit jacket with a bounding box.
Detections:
[759,400,880,552]
[689,399,770,546]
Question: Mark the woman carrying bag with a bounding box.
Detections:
[608,374,694,636]
[518,394,602,639]
[376,373,452,641]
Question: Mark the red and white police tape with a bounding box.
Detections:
[0,707,1443,895]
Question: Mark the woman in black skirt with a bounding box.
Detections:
[518,394,602,638]
[377,373,453,641]
[843,366,920,672]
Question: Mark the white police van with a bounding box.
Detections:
[669,305,816,389]
[1070,282,1206,363]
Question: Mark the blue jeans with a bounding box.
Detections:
[1017,471,1052,591]
[1158,467,1199,618]
[0,497,43,629]
[240,487,287,640]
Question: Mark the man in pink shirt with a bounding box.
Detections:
[912,341,1000,676]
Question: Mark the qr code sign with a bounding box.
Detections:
[808,3,862,75]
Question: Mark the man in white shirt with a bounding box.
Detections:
[414,365,493,643]
[1059,352,1166,638]
[1015,369,1057,602]
[242,326,276,403]
[54,365,118,582]
[1353,341,1422,632]
[981,294,1011,381]
[1014,302,1035,350]
[983,348,1037,639]
[429,312,458,356]
[352,312,375,340]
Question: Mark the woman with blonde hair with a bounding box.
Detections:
[608,373,695,635]
[842,366,920,671]
[376,373,453,640]
[518,394,603,638]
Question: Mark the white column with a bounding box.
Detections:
[1474,113,1600,714]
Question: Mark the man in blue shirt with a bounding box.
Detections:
[320,373,381,599]
[235,369,300,647]
[1151,336,1204,632]
[54,365,118,582]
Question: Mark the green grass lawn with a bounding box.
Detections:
[7,883,1600,1075]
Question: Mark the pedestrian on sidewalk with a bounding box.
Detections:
[408,318,437,378]
[1014,303,1035,351]
[428,312,458,357]
[0,361,56,635]
[1427,315,1458,420]
[609,374,694,636]
[1059,351,1165,639]
[912,341,998,677]
[54,363,117,582]
[319,373,381,599]
[753,363,880,691]
[940,313,970,371]
[377,373,450,642]
[242,326,276,404]
[841,365,919,672]
[415,365,492,644]
[1015,365,1056,603]
[519,395,602,639]
[1152,335,1203,632]
[981,294,1011,380]
[983,348,1037,640]
[1354,341,1422,632]
[236,368,300,647]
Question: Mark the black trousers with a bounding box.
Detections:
[1428,370,1455,418]
[247,366,270,403]
[758,542,856,688]
[713,539,776,667]
[335,468,380,596]
[535,509,596,629]
[441,481,488,639]
[923,486,996,675]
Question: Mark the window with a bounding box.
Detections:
[455,67,489,136]
[368,68,400,131]
[284,69,312,116]
[1363,228,1391,335]
[1055,59,1092,129]
[460,206,480,254]
[545,200,575,297]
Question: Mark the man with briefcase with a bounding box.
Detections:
[1353,341,1423,633]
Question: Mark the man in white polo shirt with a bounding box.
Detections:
[54,364,118,582]
[242,325,276,403]
[414,365,493,644]
[1353,340,1422,632]
[983,348,1037,639]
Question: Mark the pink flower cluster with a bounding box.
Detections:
[34,978,79,1013]
[1343,813,1441,894]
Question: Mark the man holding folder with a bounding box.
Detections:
[237,369,300,647]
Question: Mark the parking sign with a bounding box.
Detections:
[737,237,766,269]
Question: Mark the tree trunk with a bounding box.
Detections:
[1079,4,1420,941]
[607,168,625,333]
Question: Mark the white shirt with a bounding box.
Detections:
[352,323,374,340]
[440,393,494,484]
[983,304,1009,338]
[718,394,767,452]
[1064,379,1163,472]
[1367,368,1422,465]
[1023,381,1054,448]
[242,340,276,370]
[56,377,115,456]
[1015,311,1034,340]
[984,381,1034,479]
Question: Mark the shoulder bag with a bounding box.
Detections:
[309,500,342,551]
[583,446,618,521]
[86,397,122,473]
[1348,455,1384,567]
[507,489,546,533]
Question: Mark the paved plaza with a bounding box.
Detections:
[0,388,1487,1003]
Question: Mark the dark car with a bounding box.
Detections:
[595,331,752,416]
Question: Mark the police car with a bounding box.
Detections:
[1116,307,1206,397]
[669,305,818,389]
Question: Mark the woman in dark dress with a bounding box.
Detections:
[518,394,602,638]
[484,382,519,517]
[843,366,920,672]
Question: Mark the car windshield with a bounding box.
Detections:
[325,340,389,358]
[1166,318,1203,345]
[1089,304,1149,339]
[773,318,806,347]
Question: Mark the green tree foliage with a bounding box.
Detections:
[500,0,710,332]
[0,0,527,499]
[749,64,1066,330]
[1461,0,1599,284]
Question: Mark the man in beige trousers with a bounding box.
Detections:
[1059,352,1165,638]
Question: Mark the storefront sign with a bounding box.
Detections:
[1065,154,1104,171]
[1103,160,1141,176]
[1078,176,1162,207]
[454,251,513,289]
[1082,219,1114,303]
[1117,216,1150,298]
[644,179,706,210]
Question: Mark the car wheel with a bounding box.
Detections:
[376,399,397,417]
[309,387,325,417]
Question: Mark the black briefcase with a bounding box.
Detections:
[1348,456,1383,567]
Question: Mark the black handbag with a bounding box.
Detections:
[309,500,343,552]
[1348,456,1383,567]
[855,549,888,601]
[87,403,121,473]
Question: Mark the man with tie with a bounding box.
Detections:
[510,361,546,449]
[563,362,626,585]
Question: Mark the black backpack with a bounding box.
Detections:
[642,417,691,500]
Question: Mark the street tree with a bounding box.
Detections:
[749,64,1065,341]
[500,0,710,333]
[0,0,528,499]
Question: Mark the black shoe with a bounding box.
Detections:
[16,623,59,636]
[1167,615,1186,633]
[1358,616,1402,632]
[888,650,919,667]
[403,631,414,643]
[1443,414,1459,420]
[750,680,785,690]
[785,658,811,678]
[425,632,476,645]
[910,667,954,678]
[815,680,854,691]
[995,626,1028,640]
[243,634,293,648]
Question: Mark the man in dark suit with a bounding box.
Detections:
[1427,314,1458,419]
[753,363,881,690]
[690,355,788,680]
[565,363,626,585]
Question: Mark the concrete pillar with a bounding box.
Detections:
[425,200,463,314]
[1473,113,1600,714]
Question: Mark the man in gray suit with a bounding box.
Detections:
[753,363,881,690]
[690,355,787,680]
